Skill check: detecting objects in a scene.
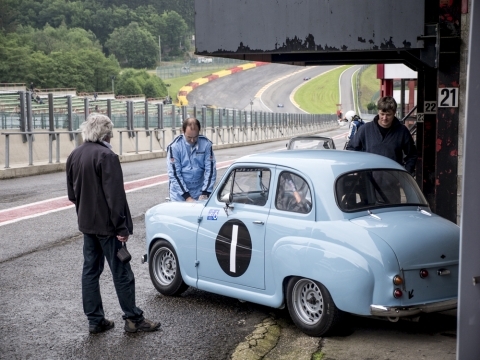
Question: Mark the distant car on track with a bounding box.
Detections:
[303,76,311,81]
[277,103,284,108]
[143,150,459,337]
[286,135,336,150]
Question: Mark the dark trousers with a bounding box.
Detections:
[82,233,144,326]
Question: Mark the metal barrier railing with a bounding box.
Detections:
[1,130,81,168]
[0,91,339,168]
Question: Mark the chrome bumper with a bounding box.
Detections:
[370,299,457,317]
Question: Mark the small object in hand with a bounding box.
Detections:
[198,195,209,200]
[117,243,132,264]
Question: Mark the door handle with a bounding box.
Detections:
[253,220,264,225]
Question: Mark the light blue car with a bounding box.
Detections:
[143,150,459,337]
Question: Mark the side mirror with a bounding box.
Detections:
[221,192,233,203]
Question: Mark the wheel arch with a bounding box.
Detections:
[273,241,375,316]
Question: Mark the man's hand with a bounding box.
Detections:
[198,194,209,200]
[186,197,196,202]
[117,235,129,242]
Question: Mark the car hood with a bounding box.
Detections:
[350,210,459,269]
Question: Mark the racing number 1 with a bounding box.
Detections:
[229,225,238,273]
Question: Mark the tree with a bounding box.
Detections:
[115,68,166,97]
[160,11,189,57]
[0,25,120,91]
[117,77,142,96]
[0,0,20,33]
[143,76,167,98]
[105,21,158,68]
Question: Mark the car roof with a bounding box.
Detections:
[235,150,405,178]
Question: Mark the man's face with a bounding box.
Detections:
[184,126,199,146]
[378,110,395,128]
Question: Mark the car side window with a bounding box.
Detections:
[275,171,312,214]
[218,167,271,206]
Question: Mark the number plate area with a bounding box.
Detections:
[401,265,458,304]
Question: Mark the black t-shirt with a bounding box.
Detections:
[377,121,390,139]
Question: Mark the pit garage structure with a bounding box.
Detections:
[194,0,479,358]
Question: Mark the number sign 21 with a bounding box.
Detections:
[438,88,459,107]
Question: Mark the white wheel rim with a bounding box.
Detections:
[292,279,324,325]
[153,247,177,286]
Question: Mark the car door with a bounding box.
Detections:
[196,165,272,290]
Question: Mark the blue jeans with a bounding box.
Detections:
[82,233,144,326]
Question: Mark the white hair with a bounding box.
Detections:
[80,113,113,142]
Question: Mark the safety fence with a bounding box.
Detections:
[0,91,339,168]
[156,58,249,80]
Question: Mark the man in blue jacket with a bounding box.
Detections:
[346,96,417,175]
[167,117,216,201]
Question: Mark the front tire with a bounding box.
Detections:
[286,277,341,337]
[148,240,188,296]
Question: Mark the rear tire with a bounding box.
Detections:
[148,240,188,296]
[286,276,341,337]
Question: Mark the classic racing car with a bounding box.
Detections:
[143,150,459,337]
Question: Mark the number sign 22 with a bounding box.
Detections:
[424,101,437,114]
[438,88,459,107]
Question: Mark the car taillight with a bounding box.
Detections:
[420,269,429,278]
[393,275,403,286]
[393,288,403,298]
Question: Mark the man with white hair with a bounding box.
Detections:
[66,113,160,334]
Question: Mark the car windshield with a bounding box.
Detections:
[335,169,428,212]
[289,138,333,150]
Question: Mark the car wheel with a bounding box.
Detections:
[149,240,188,296]
[286,277,341,337]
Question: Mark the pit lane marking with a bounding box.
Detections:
[0,159,235,227]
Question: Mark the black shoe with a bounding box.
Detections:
[124,318,161,333]
[89,319,115,334]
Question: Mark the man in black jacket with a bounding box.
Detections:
[346,96,417,175]
[66,113,160,334]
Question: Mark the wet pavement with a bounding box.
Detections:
[0,215,275,360]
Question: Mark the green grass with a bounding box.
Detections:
[358,64,380,109]
[294,66,350,114]
[311,351,325,360]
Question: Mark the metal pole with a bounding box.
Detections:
[84,97,90,119]
[145,99,149,136]
[48,93,55,137]
[28,133,33,166]
[48,133,53,163]
[135,130,139,154]
[107,99,112,119]
[67,96,73,141]
[56,132,60,163]
[119,131,123,155]
[5,134,10,168]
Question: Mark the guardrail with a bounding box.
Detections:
[1,130,81,168]
[0,90,339,169]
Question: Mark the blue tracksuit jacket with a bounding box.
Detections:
[167,135,216,201]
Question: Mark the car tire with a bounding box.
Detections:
[286,277,341,337]
[149,240,189,296]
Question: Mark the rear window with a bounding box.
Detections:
[335,169,428,212]
[288,138,334,150]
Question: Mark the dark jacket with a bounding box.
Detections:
[66,141,133,237]
[346,116,418,173]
